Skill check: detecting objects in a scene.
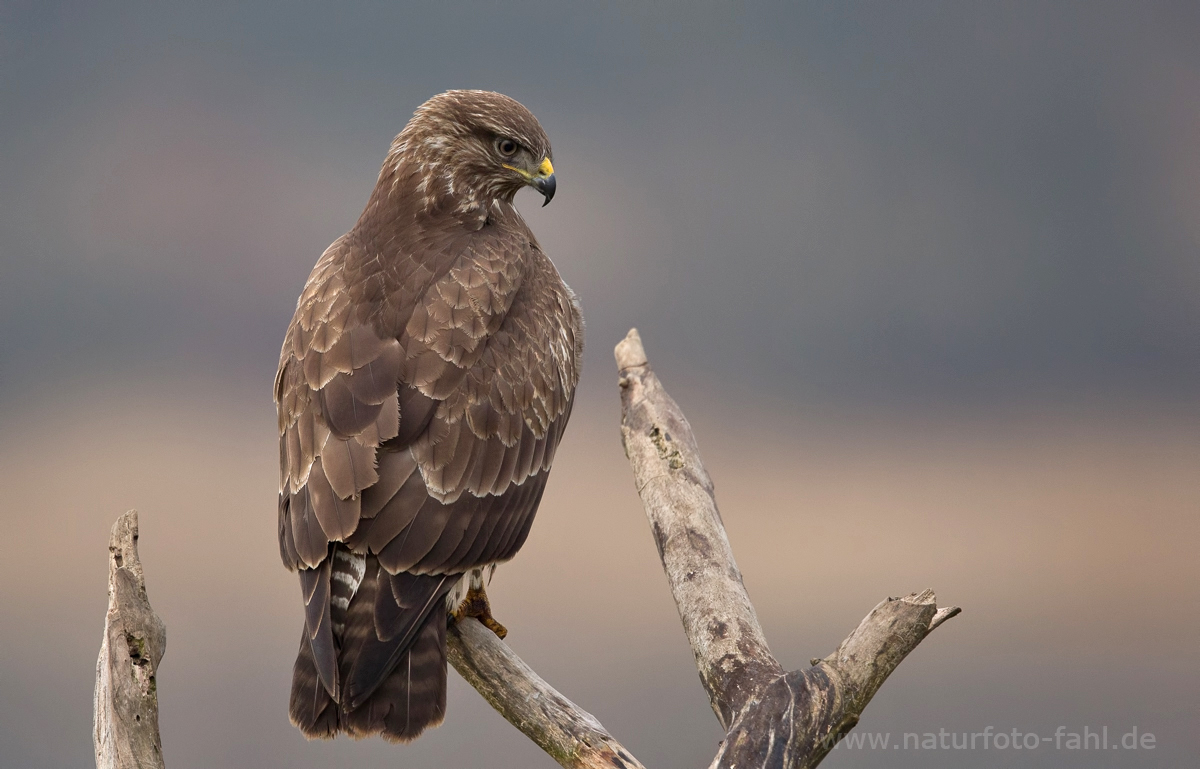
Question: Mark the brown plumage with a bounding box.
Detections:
[274,90,582,742]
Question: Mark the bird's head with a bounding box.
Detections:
[387,90,556,213]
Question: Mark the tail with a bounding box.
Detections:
[289,610,448,742]
[288,629,341,738]
[288,556,455,743]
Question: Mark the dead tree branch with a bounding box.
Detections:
[614,330,782,729]
[93,330,959,769]
[615,328,960,768]
[94,510,167,769]
[447,618,646,769]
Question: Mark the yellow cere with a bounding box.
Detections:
[538,158,554,177]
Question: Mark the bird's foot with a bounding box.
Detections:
[453,584,508,639]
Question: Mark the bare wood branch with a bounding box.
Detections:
[615,329,783,728]
[94,510,167,769]
[615,328,960,768]
[447,618,646,769]
[818,589,962,716]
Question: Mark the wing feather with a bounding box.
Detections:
[306,458,362,541]
[319,435,378,501]
[351,470,428,555]
[376,500,452,573]
[290,486,329,569]
[359,449,417,520]
[319,375,383,439]
[299,558,338,697]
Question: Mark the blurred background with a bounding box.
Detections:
[1,2,1197,767]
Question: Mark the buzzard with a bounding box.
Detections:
[274,90,582,742]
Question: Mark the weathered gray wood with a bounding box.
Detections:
[615,329,783,729]
[819,589,961,719]
[447,618,646,769]
[94,510,167,769]
[615,328,960,769]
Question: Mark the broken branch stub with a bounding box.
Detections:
[94,510,167,769]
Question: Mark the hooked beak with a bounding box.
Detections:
[531,157,556,206]
[503,157,557,206]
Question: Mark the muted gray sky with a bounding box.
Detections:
[2,0,1197,409]
[0,3,1197,769]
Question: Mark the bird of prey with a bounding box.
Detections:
[274,90,581,743]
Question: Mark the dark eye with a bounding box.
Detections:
[497,138,518,157]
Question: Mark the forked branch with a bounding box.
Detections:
[615,328,959,768]
[454,329,960,768]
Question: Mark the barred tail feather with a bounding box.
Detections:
[289,629,341,739]
[289,555,452,743]
[343,610,447,742]
[288,612,448,742]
